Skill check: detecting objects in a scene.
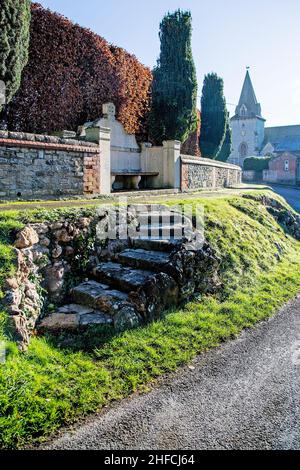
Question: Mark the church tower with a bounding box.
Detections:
[229,69,265,167]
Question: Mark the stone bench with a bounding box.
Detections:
[111,171,159,190]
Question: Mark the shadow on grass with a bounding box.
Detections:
[41,303,185,356]
[43,324,118,354]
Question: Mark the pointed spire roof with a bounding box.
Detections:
[233,69,264,120]
[238,70,258,108]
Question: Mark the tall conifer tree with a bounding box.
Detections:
[0,0,31,121]
[149,10,198,144]
[216,117,232,162]
[200,73,227,159]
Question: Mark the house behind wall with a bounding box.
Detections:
[263,152,300,186]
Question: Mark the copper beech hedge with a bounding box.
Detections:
[7,3,152,138]
[7,3,200,155]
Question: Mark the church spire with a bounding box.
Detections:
[234,69,262,119]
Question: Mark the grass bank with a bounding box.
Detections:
[0,191,300,448]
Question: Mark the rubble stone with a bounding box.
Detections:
[15,226,39,249]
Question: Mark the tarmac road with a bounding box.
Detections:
[269,185,300,213]
[44,296,300,450]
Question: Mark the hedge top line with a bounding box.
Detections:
[7,3,153,138]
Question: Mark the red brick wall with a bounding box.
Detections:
[266,153,297,184]
[83,154,101,194]
[181,163,189,191]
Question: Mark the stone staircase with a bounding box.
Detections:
[39,205,219,333]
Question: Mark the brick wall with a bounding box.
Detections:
[263,152,298,185]
[0,131,100,198]
[181,155,242,191]
[83,154,100,194]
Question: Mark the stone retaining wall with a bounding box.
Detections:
[0,131,101,198]
[181,155,242,191]
[4,205,221,350]
[4,213,100,350]
[242,170,262,182]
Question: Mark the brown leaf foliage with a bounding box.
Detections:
[8,3,152,137]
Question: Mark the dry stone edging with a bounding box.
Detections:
[4,204,221,349]
[39,205,220,332]
[6,197,298,351]
[3,215,99,350]
[243,194,300,240]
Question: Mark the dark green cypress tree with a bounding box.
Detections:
[216,117,232,162]
[0,0,31,122]
[200,73,227,159]
[149,10,198,145]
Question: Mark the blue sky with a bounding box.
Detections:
[38,0,300,127]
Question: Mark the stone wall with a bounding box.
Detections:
[243,170,263,182]
[4,205,221,351]
[181,155,242,191]
[0,131,101,198]
[0,123,242,198]
[4,213,101,350]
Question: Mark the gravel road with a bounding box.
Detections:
[44,296,300,450]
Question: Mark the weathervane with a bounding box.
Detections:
[246,66,250,70]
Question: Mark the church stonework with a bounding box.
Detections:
[230,70,300,184]
[229,70,265,167]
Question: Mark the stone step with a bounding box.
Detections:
[93,262,155,293]
[130,206,194,226]
[131,238,181,252]
[137,225,194,242]
[135,212,190,223]
[71,280,129,314]
[118,249,171,273]
[79,312,113,327]
[38,303,113,331]
[58,304,96,315]
[138,221,191,228]
[129,204,174,213]
[138,223,192,233]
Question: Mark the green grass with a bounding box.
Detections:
[0,183,270,212]
[0,191,300,448]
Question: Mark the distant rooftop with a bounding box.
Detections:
[264,125,300,152]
